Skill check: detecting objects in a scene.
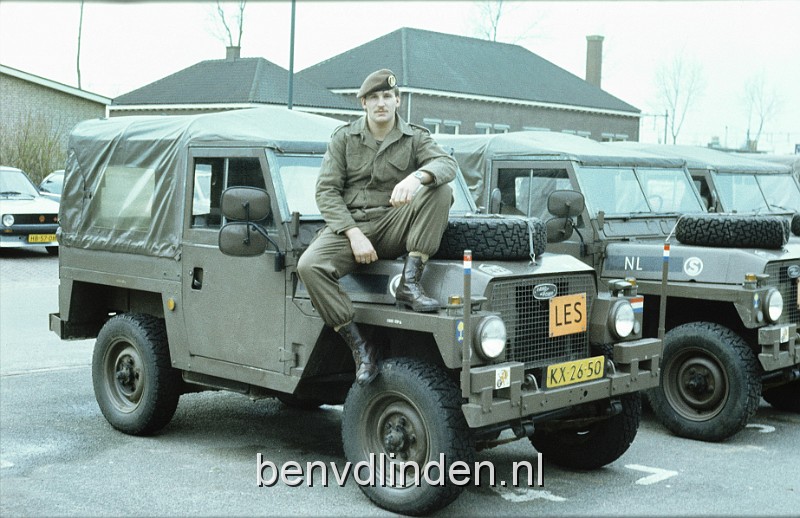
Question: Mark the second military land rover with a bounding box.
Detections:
[51,108,661,515]
[438,131,800,443]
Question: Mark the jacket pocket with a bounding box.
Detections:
[385,141,412,173]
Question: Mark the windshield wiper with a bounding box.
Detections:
[0,191,29,196]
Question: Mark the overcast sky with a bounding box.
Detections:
[1,1,798,152]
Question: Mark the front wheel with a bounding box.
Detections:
[341,358,474,516]
[92,314,181,435]
[530,393,641,470]
[647,322,761,442]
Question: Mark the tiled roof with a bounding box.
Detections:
[113,57,358,111]
[297,28,639,114]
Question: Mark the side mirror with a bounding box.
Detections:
[219,222,268,257]
[221,186,271,221]
[545,217,574,243]
[547,190,585,218]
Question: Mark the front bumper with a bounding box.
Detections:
[758,323,799,371]
[462,337,661,428]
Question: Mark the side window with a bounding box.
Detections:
[496,168,570,221]
[190,156,270,229]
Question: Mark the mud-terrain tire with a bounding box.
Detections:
[530,392,641,470]
[792,214,800,237]
[434,215,546,260]
[762,380,800,412]
[276,393,323,410]
[675,214,788,249]
[646,322,761,442]
[342,358,475,516]
[93,314,181,435]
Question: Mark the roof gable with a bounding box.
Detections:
[297,28,639,114]
[113,57,357,111]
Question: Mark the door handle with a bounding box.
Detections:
[191,267,203,290]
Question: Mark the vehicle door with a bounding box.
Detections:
[181,147,286,373]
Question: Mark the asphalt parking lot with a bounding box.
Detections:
[1,248,799,516]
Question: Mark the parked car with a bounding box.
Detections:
[38,169,65,201]
[0,166,60,254]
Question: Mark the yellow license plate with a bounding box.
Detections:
[28,234,56,243]
[546,355,605,388]
[549,293,587,337]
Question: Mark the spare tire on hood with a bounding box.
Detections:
[434,215,546,260]
[675,214,789,249]
[792,213,800,237]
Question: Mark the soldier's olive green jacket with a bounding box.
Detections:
[316,115,457,234]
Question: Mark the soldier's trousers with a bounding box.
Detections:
[297,183,452,328]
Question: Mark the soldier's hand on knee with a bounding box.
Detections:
[390,175,424,207]
[345,228,378,264]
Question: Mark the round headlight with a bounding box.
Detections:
[2,214,14,227]
[610,301,635,339]
[764,289,783,323]
[474,316,506,360]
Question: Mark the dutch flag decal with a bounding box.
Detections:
[631,297,644,314]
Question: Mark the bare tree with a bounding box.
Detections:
[76,0,84,89]
[470,1,540,44]
[214,0,246,47]
[743,72,780,151]
[655,51,705,144]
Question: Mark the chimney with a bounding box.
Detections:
[226,46,241,61]
[585,35,604,88]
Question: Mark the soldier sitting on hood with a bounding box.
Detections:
[297,68,456,385]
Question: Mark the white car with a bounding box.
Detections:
[1,166,60,254]
[38,169,65,201]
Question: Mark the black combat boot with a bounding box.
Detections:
[395,255,441,312]
[337,321,379,385]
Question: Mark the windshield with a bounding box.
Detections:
[575,167,650,215]
[637,168,705,213]
[575,166,702,216]
[711,173,769,212]
[275,154,476,217]
[756,175,800,212]
[1,169,40,197]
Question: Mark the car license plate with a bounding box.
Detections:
[549,293,587,337]
[546,355,605,389]
[28,234,56,243]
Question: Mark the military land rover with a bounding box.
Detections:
[51,108,662,515]
[437,131,800,442]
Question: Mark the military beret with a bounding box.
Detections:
[357,69,398,98]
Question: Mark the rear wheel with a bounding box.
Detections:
[647,322,761,441]
[92,314,181,435]
[341,358,474,516]
[530,393,641,470]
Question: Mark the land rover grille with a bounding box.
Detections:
[486,274,595,369]
[765,262,800,327]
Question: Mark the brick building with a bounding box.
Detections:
[0,64,111,150]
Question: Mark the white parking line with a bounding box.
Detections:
[625,464,678,485]
[746,423,776,433]
[492,486,566,502]
[1,364,90,377]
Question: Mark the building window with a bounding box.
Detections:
[523,126,550,132]
[442,120,461,135]
[576,130,592,139]
[493,124,510,134]
[422,118,441,133]
[475,122,492,134]
[601,132,630,142]
[561,129,576,135]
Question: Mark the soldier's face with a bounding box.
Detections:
[361,90,400,126]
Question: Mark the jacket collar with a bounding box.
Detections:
[346,114,414,139]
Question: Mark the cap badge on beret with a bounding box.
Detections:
[387,74,397,88]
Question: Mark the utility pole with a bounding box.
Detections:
[287,0,296,110]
